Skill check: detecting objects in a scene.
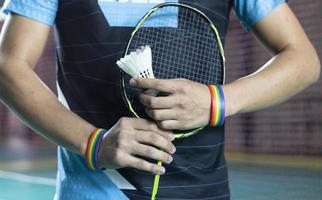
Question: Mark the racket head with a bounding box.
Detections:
[120,3,225,136]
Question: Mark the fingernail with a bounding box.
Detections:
[129,78,137,86]
[168,134,176,141]
[167,156,173,164]
[171,146,176,154]
[157,167,165,175]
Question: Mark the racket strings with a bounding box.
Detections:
[128,6,223,86]
[130,33,221,84]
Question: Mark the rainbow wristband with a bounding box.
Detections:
[85,128,108,170]
[208,85,225,127]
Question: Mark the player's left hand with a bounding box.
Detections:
[130,78,211,130]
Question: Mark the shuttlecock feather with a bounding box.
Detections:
[116,46,154,79]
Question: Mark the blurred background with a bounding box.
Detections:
[0,0,321,199]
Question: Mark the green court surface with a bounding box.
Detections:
[0,147,321,200]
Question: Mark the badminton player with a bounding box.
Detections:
[0,0,320,199]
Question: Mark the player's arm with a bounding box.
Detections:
[222,3,320,117]
[0,14,175,174]
[130,3,320,130]
[0,14,95,154]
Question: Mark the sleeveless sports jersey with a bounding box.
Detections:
[2,0,287,199]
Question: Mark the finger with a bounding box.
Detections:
[129,118,175,140]
[127,155,166,175]
[132,142,173,164]
[157,120,181,130]
[134,130,176,154]
[139,93,176,109]
[130,78,175,93]
[145,108,178,121]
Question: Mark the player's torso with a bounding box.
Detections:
[55,0,232,199]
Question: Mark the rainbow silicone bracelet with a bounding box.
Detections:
[85,128,108,170]
[208,85,225,126]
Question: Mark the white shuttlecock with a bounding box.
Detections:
[116,45,154,79]
[116,46,157,96]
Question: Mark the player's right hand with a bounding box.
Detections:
[97,117,176,175]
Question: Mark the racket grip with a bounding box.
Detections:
[151,161,163,200]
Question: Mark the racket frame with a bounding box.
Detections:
[120,2,226,135]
